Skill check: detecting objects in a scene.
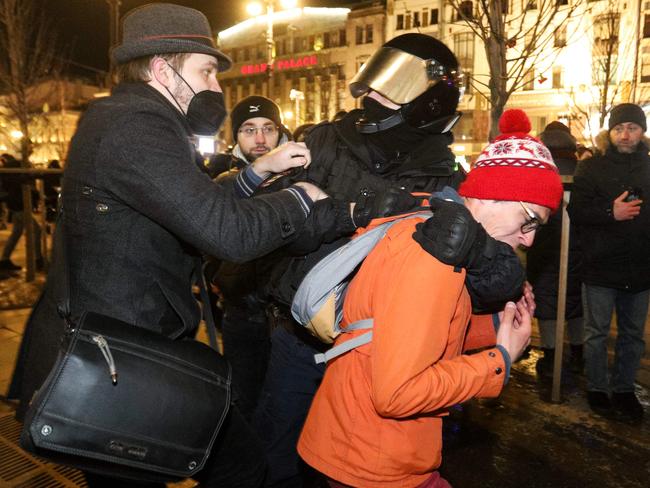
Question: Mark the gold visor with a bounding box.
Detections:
[349,47,449,104]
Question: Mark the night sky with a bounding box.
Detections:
[46,0,353,76]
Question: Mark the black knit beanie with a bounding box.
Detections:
[231,96,282,140]
[540,121,576,151]
[608,103,647,131]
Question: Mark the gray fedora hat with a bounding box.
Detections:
[112,3,232,71]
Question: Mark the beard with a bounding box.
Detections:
[242,144,271,162]
[171,73,194,113]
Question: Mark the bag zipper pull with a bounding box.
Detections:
[92,335,118,384]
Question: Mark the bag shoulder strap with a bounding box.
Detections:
[305,211,431,364]
[53,193,219,351]
[291,211,431,330]
[314,319,374,364]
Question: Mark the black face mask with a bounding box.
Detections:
[165,63,227,136]
[361,96,398,122]
[186,90,226,136]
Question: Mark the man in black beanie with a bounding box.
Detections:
[208,95,293,177]
[608,103,647,133]
[207,95,297,423]
[568,103,649,422]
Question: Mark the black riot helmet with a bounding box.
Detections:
[350,33,463,134]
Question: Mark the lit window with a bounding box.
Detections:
[396,14,404,30]
[430,8,439,25]
[459,1,473,20]
[523,70,535,91]
[554,26,566,47]
[552,67,563,89]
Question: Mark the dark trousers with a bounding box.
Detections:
[253,326,325,487]
[222,308,271,421]
[85,403,266,488]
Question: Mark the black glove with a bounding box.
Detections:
[412,198,493,269]
[412,197,525,313]
[285,198,355,255]
[465,242,525,313]
[352,187,419,228]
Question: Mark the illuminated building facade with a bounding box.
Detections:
[219,0,650,154]
[388,0,650,156]
[217,2,385,139]
[0,79,103,165]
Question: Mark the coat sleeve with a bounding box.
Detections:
[567,161,615,226]
[365,223,506,419]
[97,110,311,263]
[463,313,497,352]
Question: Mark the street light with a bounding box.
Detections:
[289,88,304,128]
[246,0,298,99]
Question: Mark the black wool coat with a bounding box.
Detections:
[526,155,582,320]
[8,82,310,419]
[567,141,650,292]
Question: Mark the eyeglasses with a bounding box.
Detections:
[238,125,278,137]
[519,201,542,234]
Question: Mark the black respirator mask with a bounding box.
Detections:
[165,63,227,136]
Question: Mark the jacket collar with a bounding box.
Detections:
[332,110,456,177]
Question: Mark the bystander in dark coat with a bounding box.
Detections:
[567,103,650,422]
[526,121,583,376]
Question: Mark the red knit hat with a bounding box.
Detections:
[459,109,563,213]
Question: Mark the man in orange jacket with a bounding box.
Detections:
[298,110,564,488]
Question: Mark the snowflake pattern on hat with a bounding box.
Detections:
[458,108,564,212]
[474,135,555,171]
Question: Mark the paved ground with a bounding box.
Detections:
[0,226,648,487]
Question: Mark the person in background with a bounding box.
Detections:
[292,123,315,143]
[576,144,595,161]
[208,95,297,421]
[206,95,294,179]
[527,121,583,377]
[0,154,43,273]
[568,103,649,422]
[43,159,63,226]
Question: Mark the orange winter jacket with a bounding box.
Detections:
[298,215,507,488]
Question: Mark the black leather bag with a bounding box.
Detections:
[19,213,230,483]
[20,311,231,482]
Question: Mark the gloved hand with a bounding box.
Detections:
[465,245,525,313]
[352,187,419,228]
[412,198,493,269]
[412,197,525,313]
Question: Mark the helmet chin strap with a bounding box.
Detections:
[356,110,406,134]
[356,110,461,134]
[417,112,462,133]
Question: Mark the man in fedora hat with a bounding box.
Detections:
[8,3,369,487]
